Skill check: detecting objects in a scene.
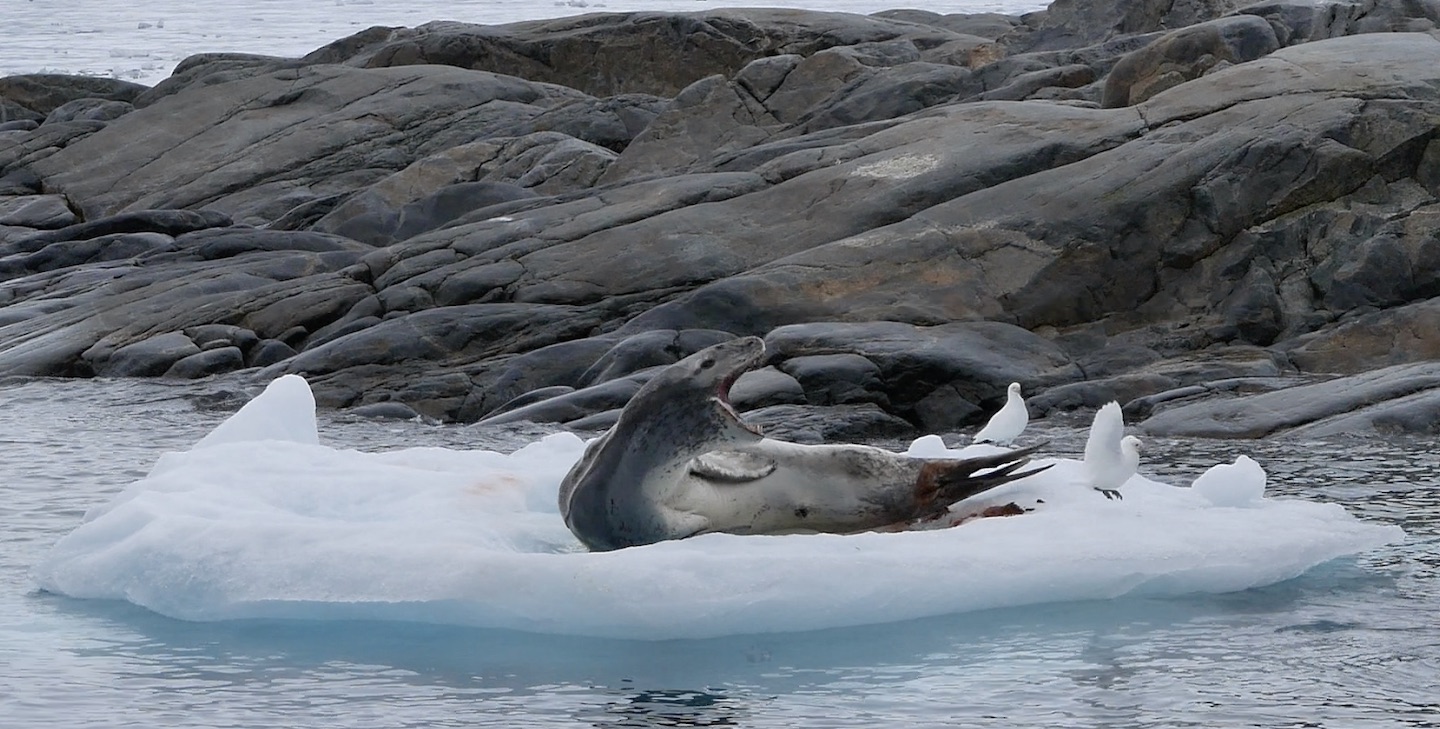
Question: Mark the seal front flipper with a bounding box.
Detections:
[689,450,777,482]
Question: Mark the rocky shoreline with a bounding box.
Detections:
[4,0,1440,440]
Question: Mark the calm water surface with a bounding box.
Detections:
[1,377,1436,727]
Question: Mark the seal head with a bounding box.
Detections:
[559,336,766,550]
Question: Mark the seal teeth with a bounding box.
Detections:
[717,370,741,403]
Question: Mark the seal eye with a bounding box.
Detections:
[700,358,715,369]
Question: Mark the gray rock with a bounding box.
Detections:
[164,346,244,379]
[309,134,602,246]
[0,74,147,116]
[615,101,1149,331]
[566,409,623,431]
[0,168,42,197]
[510,135,617,193]
[522,94,670,152]
[632,33,1440,355]
[30,64,589,223]
[303,315,381,350]
[5,13,1440,433]
[8,232,175,279]
[170,227,372,259]
[1218,265,1285,346]
[267,193,350,231]
[1028,374,1182,415]
[919,35,1007,68]
[870,10,1021,40]
[1287,388,1440,438]
[765,321,1081,413]
[798,62,978,133]
[324,10,966,98]
[478,374,651,426]
[911,383,984,433]
[350,401,423,420]
[1279,296,1440,373]
[1241,0,1440,47]
[1140,361,1440,438]
[351,372,474,418]
[1102,15,1280,107]
[248,339,298,367]
[277,304,604,387]
[390,182,541,243]
[241,283,375,346]
[1123,377,1296,419]
[0,120,39,133]
[578,329,734,387]
[0,195,75,229]
[185,324,262,350]
[1068,340,1164,380]
[0,119,109,172]
[0,241,365,379]
[729,366,807,409]
[99,332,202,377]
[741,403,916,443]
[487,385,578,418]
[133,54,303,108]
[466,337,620,419]
[971,64,1096,102]
[0,226,35,248]
[1307,203,1440,312]
[10,209,232,253]
[43,99,135,125]
[779,353,888,407]
[765,47,877,125]
[734,55,803,104]
[1010,0,1243,53]
[0,297,72,327]
[598,75,780,184]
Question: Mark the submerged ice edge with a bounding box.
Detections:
[32,376,1406,640]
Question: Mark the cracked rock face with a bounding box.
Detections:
[5,5,1440,439]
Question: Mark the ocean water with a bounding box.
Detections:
[2,375,1436,727]
[1,0,1050,86]
[4,1,1439,724]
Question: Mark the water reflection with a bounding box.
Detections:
[585,686,745,727]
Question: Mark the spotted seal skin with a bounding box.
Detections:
[558,336,1049,551]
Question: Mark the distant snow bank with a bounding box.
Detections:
[33,375,1404,640]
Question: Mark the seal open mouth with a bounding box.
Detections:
[713,338,766,435]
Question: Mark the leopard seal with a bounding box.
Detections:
[558,336,1050,551]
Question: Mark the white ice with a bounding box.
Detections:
[192,374,318,450]
[35,377,1404,640]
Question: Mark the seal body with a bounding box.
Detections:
[558,337,1047,550]
[669,438,1046,536]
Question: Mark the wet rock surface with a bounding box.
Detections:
[5,3,1440,439]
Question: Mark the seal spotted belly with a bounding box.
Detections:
[558,336,1048,551]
